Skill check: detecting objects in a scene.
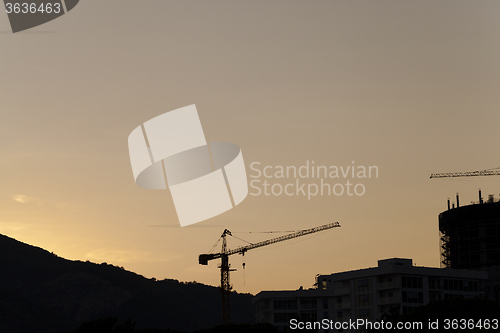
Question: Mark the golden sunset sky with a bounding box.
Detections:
[1,0,500,294]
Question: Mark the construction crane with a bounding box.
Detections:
[199,222,341,324]
[430,167,500,179]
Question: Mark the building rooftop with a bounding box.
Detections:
[317,258,488,281]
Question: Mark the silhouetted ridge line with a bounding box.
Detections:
[0,233,253,333]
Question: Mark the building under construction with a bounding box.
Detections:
[439,190,500,303]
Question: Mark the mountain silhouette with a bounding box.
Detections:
[0,234,253,333]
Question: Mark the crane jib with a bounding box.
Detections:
[199,221,341,324]
[430,168,500,179]
[198,221,340,265]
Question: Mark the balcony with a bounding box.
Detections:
[334,287,350,295]
[378,281,401,290]
[335,302,351,309]
[378,295,401,305]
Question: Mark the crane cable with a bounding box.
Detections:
[242,253,246,286]
[227,233,252,286]
[208,232,254,253]
[232,230,300,234]
[228,234,254,245]
[208,237,222,254]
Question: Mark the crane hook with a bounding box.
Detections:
[242,253,246,285]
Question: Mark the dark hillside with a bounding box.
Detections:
[0,234,253,333]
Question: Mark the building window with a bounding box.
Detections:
[358,309,370,318]
[402,291,423,304]
[322,280,328,290]
[273,300,298,310]
[357,294,370,306]
[273,312,297,323]
[337,311,343,318]
[401,276,423,289]
[300,299,317,310]
[402,306,418,315]
[429,279,441,290]
[324,312,329,319]
[444,293,464,300]
[443,279,478,292]
[323,298,328,309]
[301,312,318,320]
[357,279,370,291]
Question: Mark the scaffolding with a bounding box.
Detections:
[439,193,500,270]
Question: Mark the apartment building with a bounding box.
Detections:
[254,258,487,332]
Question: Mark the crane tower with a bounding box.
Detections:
[199,222,341,324]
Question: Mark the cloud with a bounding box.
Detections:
[11,194,40,204]
[11,195,80,211]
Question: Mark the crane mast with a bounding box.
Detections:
[199,221,341,324]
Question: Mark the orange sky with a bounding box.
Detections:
[1,0,500,294]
